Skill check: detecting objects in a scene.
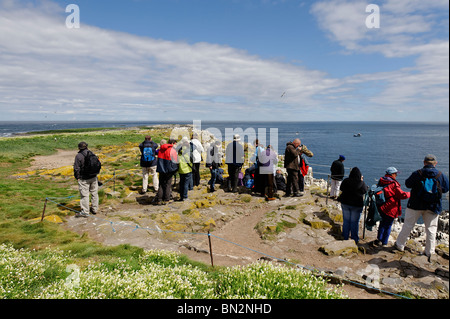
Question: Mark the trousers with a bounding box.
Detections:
[78,177,98,215]
[157,172,174,202]
[395,208,439,256]
[142,166,159,191]
[286,169,299,195]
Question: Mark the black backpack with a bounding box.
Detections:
[82,150,102,177]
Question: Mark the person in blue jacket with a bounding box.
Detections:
[139,136,159,194]
[395,154,449,261]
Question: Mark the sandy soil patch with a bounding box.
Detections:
[28,149,75,171]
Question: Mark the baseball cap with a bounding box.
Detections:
[386,167,398,175]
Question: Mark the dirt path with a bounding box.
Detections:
[178,202,390,299]
[28,149,75,171]
[184,205,279,267]
[29,150,449,300]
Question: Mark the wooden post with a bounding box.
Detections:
[113,169,116,192]
[207,231,214,268]
[40,198,48,222]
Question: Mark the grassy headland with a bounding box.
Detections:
[0,125,347,299]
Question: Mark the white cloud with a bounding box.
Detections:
[0,1,343,121]
[0,0,448,122]
[310,0,449,119]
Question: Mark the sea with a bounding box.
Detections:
[1,120,448,211]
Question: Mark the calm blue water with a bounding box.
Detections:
[1,121,448,210]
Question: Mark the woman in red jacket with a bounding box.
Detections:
[373,167,410,247]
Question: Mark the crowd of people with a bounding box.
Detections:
[73,134,449,262]
[333,154,448,262]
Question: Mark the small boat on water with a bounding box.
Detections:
[353,133,362,137]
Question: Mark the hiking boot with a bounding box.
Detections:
[75,212,89,218]
[393,242,404,252]
[370,239,382,247]
[89,207,97,215]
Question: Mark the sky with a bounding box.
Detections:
[0,0,448,122]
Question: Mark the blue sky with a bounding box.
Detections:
[0,0,448,122]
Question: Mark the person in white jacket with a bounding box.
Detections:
[258,145,278,200]
[190,133,204,187]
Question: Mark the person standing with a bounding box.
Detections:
[298,152,313,195]
[155,139,178,204]
[373,167,410,247]
[258,145,278,200]
[206,140,223,192]
[139,136,158,194]
[330,155,346,199]
[73,142,101,218]
[338,167,368,243]
[395,155,449,261]
[225,134,245,193]
[284,138,313,197]
[250,139,265,195]
[190,133,204,187]
[177,137,193,201]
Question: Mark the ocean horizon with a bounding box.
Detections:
[1,120,448,211]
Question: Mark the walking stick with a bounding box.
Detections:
[207,231,214,268]
[363,194,368,239]
[326,174,330,205]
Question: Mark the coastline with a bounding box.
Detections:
[1,124,448,299]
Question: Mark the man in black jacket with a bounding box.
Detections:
[73,142,100,218]
[395,154,449,261]
[139,136,159,193]
[225,135,244,192]
[330,155,345,199]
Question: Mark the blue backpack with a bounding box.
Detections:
[245,178,254,189]
[371,181,394,207]
[418,170,442,203]
[142,147,155,162]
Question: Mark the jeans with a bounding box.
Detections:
[377,212,395,245]
[179,172,192,200]
[209,168,219,190]
[341,203,363,243]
